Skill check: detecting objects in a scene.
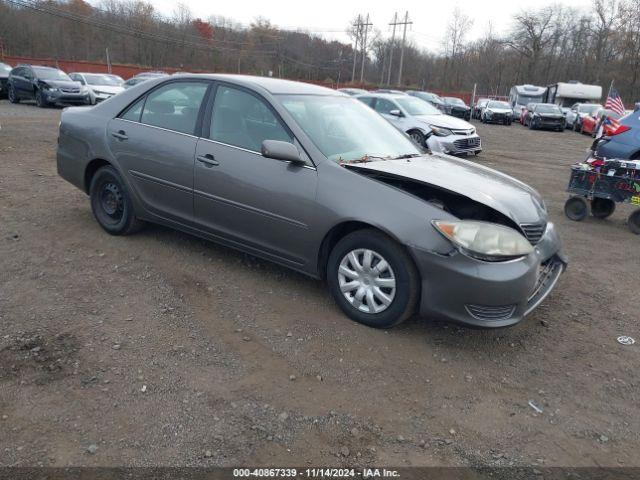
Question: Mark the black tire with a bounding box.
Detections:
[408,130,425,147]
[35,89,48,108]
[529,119,536,130]
[628,210,640,234]
[564,196,589,221]
[89,165,143,235]
[590,198,616,219]
[327,229,419,328]
[8,86,19,104]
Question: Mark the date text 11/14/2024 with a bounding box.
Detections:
[232,468,401,478]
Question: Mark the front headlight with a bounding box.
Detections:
[430,125,453,137]
[43,85,58,92]
[432,220,533,262]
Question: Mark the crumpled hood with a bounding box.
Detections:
[537,113,564,119]
[485,108,513,114]
[347,154,546,224]
[39,79,82,90]
[413,114,474,130]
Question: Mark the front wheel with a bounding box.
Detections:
[591,198,615,219]
[327,229,419,328]
[565,196,589,221]
[408,130,425,147]
[35,89,48,108]
[89,165,143,235]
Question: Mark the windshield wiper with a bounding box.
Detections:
[339,154,391,165]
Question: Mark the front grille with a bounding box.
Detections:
[465,304,516,321]
[453,137,481,150]
[520,222,547,245]
[451,128,475,136]
[61,87,80,93]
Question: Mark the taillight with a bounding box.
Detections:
[610,124,631,136]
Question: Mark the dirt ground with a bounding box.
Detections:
[1,100,639,468]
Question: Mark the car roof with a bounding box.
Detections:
[356,92,405,100]
[168,74,343,96]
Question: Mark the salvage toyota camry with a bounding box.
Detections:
[57,74,566,328]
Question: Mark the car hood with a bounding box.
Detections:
[39,79,82,89]
[347,154,546,224]
[449,104,470,110]
[90,85,124,94]
[413,114,473,130]
[536,113,564,119]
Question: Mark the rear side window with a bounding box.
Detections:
[209,85,292,151]
[374,98,396,115]
[358,96,375,107]
[138,82,208,135]
[121,97,145,122]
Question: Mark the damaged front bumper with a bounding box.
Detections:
[409,222,567,328]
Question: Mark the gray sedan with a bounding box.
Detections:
[57,74,566,328]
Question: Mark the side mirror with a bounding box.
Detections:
[261,140,305,165]
[389,109,403,117]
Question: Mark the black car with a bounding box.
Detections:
[0,62,11,98]
[525,103,565,131]
[7,65,91,107]
[442,96,471,120]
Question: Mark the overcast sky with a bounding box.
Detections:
[148,0,587,52]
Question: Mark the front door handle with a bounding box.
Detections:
[111,130,128,141]
[196,154,219,167]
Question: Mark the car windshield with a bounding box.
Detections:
[446,97,466,106]
[0,63,11,73]
[516,94,544,106]
[33,68,71,81]
[578,104,601,114]
[279,95,421,163]
[535,104,561,114]
[83,74,121,86]
[395,97,441,115]
[488,101,510,109]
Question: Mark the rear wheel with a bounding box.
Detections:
[89,165,143,235]
[8,86,19,104]
[591,198,615,219]
[628,210,640,234]
[564,196,589,221]
[327,229,419,328]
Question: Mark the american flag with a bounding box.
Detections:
[605,88,625,116]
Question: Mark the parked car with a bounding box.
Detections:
[7,65,91,107]
[481,101,513,125]
[0,62,12,98]
[581,108,622,137]
[123,72,168,89]
[406,90,446,111]
[524,103,565,131]
[472,98,490,119]
[357,92,482,155]
[442,97,471,120]
[57,74,565,328]
[565,103,602,131]
[338,88,368,96]
[69,72,125,104]
[595,110,640,159]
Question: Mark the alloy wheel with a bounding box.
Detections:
[338,248,396,314]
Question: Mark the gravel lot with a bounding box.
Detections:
[1,100,639,468]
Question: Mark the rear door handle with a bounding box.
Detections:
[196,154,219,167]
[111,130,128,140]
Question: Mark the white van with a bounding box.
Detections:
[509,85,547,120]
[545,82,602,111]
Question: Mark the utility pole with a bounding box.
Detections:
[396,11,412,86]
[105,47,112,74]
[386,12,398,86]
[359,13,372,84]
[351,15,361,83]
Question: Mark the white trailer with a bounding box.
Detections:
[508,84,547,120]
[545,82,602,109]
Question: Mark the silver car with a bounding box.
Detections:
[69,72,125,104]
[358,93,482,155]
[57,74,566,329]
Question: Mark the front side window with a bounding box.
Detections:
[209,85,292,151]
[139,82,208,135]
